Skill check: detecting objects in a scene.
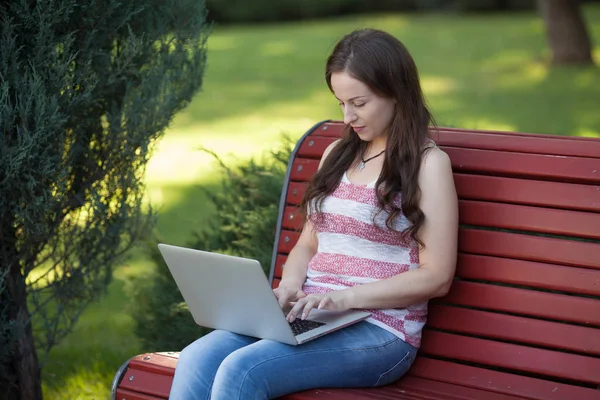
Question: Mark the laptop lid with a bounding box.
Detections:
[158,243,298,345]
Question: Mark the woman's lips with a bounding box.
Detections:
[353,126,365,133]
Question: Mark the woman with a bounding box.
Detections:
[169,28,458,400]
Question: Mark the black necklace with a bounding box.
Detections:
[358,149,385,171]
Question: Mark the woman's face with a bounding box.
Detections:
[330,71,396,143]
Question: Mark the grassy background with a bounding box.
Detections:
[40,5,600,399]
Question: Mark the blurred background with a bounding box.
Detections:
[19,0,598,398]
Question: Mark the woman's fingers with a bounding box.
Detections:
[287,296,320,322]
[273,288,289,309]
[274,288,306,311]
[318,296,332,310]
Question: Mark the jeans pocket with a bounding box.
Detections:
[373,348,416,387]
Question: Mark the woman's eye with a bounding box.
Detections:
[354,103,365,108]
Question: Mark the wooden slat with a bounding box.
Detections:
[434,126,600,142]
[427,305,600,356]
[456,253,600,296]
[284,379,522,400]
[116,388,165,400]
[286,182,308,205]
[277,230,300,254]
[273,255,286,279]
[314,121,600,157]
[433,129,600,158]
[282,206,303,230]
[282,387,426,400]
[297,136,338,158]
[420,331,600,384]
[119,368,172,398]
[397,376,527,400]
[128,354,177,375]
[454,174,600,213]
[273,252,600,297]
[459,200,600,240]
[440,281,600,326]
[290,159,320,181]
[287,175,600,213]
[459,228,600,270]
[312,121,345,138]
[442,147,600,184]
[409,358,600,400]
[313,121,600,157]
[282,201,600,239]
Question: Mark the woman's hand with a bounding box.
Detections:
[273,282,306,313]
[286,291,350,323]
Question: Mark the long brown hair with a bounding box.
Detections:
[300,28,434,247]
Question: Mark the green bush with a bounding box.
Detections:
[206,0,417,24]
[128,137,294,351]
[412,0,536,13]
[205,0,536,24]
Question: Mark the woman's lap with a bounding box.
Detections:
[169,321,417,400]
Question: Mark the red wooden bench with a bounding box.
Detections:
[112,120,600,400]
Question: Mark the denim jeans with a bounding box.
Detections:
[169,321,418,400]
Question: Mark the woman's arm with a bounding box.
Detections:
[274,139,340,307]
[278,220,318,290]
[344,147,458,309]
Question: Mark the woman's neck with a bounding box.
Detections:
[366,137,387,155]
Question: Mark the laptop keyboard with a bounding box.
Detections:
[289,319,326,336]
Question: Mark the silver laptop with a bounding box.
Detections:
[158,243,371,345]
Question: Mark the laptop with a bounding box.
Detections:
[157,243,371,345]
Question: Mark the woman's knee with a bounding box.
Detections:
[177,330,240,367]
[211,347,270,399]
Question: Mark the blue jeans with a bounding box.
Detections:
[169,321,417,400]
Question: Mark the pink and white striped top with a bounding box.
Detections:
[303,172,428,348]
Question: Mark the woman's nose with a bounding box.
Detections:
[343,106,356,125]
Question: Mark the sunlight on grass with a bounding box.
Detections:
[261,40,295,56]
[421,76,458,95]
[575,128,600,138]
[145,116,318,187]
[208,35,238,51]
[457,118,517,132]
[43,368,114,400]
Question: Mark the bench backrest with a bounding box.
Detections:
[269,120,600,399]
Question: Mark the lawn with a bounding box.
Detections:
[40,5,600,399]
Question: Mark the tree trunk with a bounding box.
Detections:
[2,221,43,400]
[537,0,594,65]
[9,273,43,400]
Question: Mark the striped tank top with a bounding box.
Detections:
[302,171,428,348]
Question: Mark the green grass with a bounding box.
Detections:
[40,5,600,399]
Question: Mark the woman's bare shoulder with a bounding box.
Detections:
[420,145,452,178]
[319,138,342,169]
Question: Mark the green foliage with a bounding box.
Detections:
[206,0,411,24]
[418,0,535,12]
[0,0,210,395]
[206,0,535,23]
[127,240,211,352]
[129,137,294,351]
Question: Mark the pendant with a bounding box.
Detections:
[358,162,365,171]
